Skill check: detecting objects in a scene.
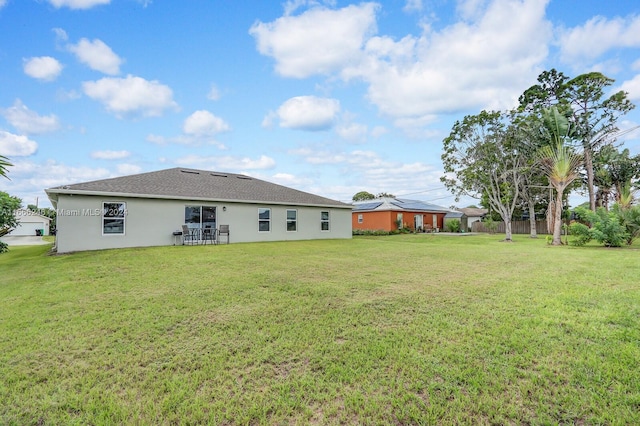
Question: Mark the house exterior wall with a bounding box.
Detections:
[352,210,445,231]
[55,194,351,253]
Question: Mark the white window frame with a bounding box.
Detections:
[258,208,271,232]
[357,214,363,223]
[321,211,330,232]
[286,209,297,232]
[102,201,126,235]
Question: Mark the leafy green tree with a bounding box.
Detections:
[0,155,12,179]
[520,70,635,212]
[565,72,635,211]
[0,191,22,253]
[537,107,583,246]
[511,112,552,238]
[442,111,525,241]
[352,191,375,202]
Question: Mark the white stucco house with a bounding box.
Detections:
[6,209,51,236]
[45,168,352,253]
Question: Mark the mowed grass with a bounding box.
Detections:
[1,235,639,425]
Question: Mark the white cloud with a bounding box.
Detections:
[23,56,63,81]
[336,121,368,143]
[53,28,69,43]
[250,3,378,78]
[558,14,640,62]
[67,38,123,75]
[207,84,221,101]
[253,0,551,120]
[276,96,340,130]
[371,125,388,138]
[0,131,38,157]
[5,160,111,206]
[182,110,230,136]
[91,150,131,160]
[618,74,640,102]
[1,100,60,134]
[47,0,110,9]
[82,75,178,118]
[0,0,6,9]
[290,146,446,199]
[175,154,276,170]
[56,88,82,102]
[403,0,422,13]
[115,163,142,175]
[358,0,551,117]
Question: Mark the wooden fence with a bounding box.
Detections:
[471,220,550,235]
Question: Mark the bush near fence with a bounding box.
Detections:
[472,220,550,234]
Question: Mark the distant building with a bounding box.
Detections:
[5,209,51,236]
[352,198,451,232]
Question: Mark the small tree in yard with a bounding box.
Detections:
[572,206,629,247]
[442,111,525,242]
[537,107,583,246]
[0,191,21,254]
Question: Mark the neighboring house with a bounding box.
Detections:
[457,207,488,231]
[6,209,51,236]
[352,198,450,232]
[45,168,352,253]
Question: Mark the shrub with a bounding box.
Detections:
[483,217,498,234]
[574,207,629,248]
[445,219,461,233]
[569,222,591,246]
[612,204,640,245]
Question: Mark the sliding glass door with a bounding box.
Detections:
[185,206,216,238]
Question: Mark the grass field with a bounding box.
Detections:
[1,234,639,425]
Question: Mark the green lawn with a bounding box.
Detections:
[1,235,639,425]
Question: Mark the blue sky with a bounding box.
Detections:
[1,0,639,208]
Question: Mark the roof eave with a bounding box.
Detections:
[46,189,351,209]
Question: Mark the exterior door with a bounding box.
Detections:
[185,206,216,239]
[432,214,438,230]
[414,214,423,231]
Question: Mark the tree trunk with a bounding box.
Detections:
[547,201,555,235]
[528,199,537,238]
[504,218,513,241]
[552,192,564,245]
[584,148,596,212]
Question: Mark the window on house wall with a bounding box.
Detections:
[286,209,297,231]
[357,214,363,223]
[259,208,271,232]
[321,211,330,231]
[103,202,126,235]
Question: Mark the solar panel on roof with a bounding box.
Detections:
[353,201,383,211]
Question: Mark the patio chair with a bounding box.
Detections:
[218,225,229,244]
[202,225,216,245]
[182,225,198,245]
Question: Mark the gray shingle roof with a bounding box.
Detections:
[46,167,350,208]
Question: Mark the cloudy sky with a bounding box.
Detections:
[1,0,639,208]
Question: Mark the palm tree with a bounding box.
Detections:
[537,108,583,245]
[0,155,12,179]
